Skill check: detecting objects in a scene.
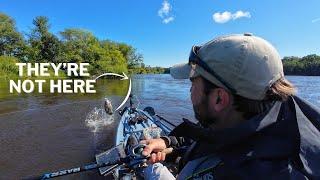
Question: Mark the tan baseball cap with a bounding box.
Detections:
[170,33,284,100]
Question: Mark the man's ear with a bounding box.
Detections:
[216,96,221,104]
[210,88,230,112]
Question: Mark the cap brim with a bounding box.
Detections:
[170,63,228,91]
[170,63,191,79]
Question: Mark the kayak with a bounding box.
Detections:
[95,100,174,179]
[29,96,175,179]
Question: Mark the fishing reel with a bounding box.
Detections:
[127,144,149,168]
[95,143,148,178]
[124,135,149,167]
[105,143,149,179]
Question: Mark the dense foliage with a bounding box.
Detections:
[0,13,25,59]
[129,64,169,74]
[282,54,320,76]
[0,13,166,77]
[0,55,19,78]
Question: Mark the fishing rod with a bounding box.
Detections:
[128,94,176,128]
[24,144,148,180]
[143,106,177,128]
[156,114,177,128]
[23,160,123,180]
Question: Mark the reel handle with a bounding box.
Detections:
[131,144,148,158]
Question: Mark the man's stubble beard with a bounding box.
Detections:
[193,94,217,127]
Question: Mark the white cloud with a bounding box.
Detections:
[163,17,174,24]
[312,17,320,23]
[213,10,251,24]
[213,11,232,23]
[233,11,251,20]
[158,0,174,24]
[158,0,171,18]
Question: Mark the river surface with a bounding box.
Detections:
[0,75,319,179]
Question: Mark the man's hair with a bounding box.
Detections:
[202,77,296,119]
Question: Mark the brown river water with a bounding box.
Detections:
[0,74,319,179]
[0,74,194,179]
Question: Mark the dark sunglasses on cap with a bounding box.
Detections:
[188,45,237,94]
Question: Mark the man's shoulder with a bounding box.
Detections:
[213,158,308,179]
[178,154,308,180]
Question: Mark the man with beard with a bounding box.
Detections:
[142,33,320,179]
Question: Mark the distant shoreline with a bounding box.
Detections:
[282,55,320,76]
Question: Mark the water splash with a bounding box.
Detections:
[85,107,114,133]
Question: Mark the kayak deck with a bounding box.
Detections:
[116,107,171,145]
[95,106,173,177]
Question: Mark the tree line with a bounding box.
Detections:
[0,13,167,78]
[282,54,320,76]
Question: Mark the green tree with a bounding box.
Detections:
[0,13,26,58]
[100,40,142,70]
[0,55,19,78]
[60,29,128,75]
[0,14,157,77]
[117,43,143,69]
[99,40,127,74]
[60,28,101,64]
[28,16,61,62]
[283,55,320,75]
[127,49,143,69]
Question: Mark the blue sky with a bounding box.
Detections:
[1,0,319,67]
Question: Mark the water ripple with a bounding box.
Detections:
[85,107,114,133]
